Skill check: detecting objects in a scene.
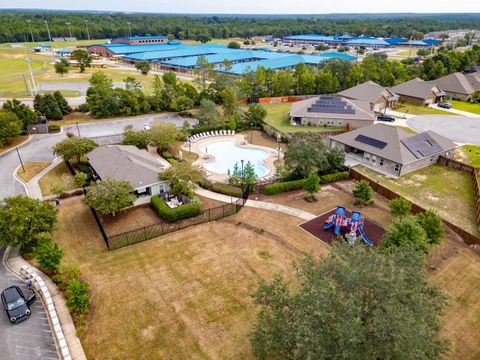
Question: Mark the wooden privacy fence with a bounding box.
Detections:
[240,95,317,105]
[437,156,480,228]
[91,198,247,251]
[349,168,480,246]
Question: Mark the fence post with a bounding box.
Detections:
[208,208,211,221]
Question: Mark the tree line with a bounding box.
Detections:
[1,11,480,43]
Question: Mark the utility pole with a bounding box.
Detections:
[26,19,35,43]
[22,74,32,96]
[44,20,52,42]
[16,148,26,173]
[84,20,90,40]
[66,22,73,38]
[127,22,132,37]
[25,57,36,94]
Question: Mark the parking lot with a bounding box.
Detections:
[0,248,58,360]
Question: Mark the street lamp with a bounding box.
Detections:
[188,136,191,155]
[26,20,34,43]
[44,20,52,42]
[127,21,132,37]
[76,122,81,137]
[66,22,73,38]
[240,159,245,195]
[16,148,26,173]
[84,20,90,40]
[250,122,253,143]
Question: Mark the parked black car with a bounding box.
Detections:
[376,114,395,122]
[1,286,36,324]
[438,102,452,109]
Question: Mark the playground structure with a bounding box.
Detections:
[323,206,374,246]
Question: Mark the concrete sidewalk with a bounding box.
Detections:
[429,104,480,118]
[195,187,316,221]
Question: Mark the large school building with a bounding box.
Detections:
[86,36,357,75]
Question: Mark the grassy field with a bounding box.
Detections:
[394,102,452,116]
[0,39,108,50]
[38,162,77,196]
[450,100,480,115]
[0,58,44,78]
[454,145,480,168]
[354,164,479,236]
[255,103,344,133]
[53,199,325,360]
[16,162,51,182]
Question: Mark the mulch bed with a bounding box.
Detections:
[300,208,386,246]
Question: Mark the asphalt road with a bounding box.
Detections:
[407,115,480,145]
[0,248,58,360]
[35,81,126,96]
[0,113,195,200]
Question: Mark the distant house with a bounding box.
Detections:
[289,95,376,129]
[390,78,445,106]
[430,72,475,101]
[465,72,480,93]
[87,145,170,197]
[337,81,399,113]
[330,124,455,177]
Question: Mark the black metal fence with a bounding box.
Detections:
[99,197,247,250]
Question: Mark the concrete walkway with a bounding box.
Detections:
[16,158,63,200]
[429,104,480,118]
[195,187,316,221]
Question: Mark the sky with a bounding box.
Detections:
[1,0,480,14]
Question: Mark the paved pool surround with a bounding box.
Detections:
[183,134,282,183]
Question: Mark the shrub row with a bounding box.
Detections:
[48,124,61,133]
[263,171,350,195]
[263,179,305,195]
[198,177,244,198]
[151,196,201,222]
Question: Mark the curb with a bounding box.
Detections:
[0,135,33,159]
[13,164,30,197]
[3,248,87,360]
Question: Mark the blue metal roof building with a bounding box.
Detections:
[345,38,391,47]
[385,38,408,45]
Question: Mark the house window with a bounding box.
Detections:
[379,158,384,166]
[394,164,400,172]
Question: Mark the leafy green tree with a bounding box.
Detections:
[352,180,374,206]
[221,85,239,123]
[381,216,430,254]
[197,98,221,128]
[35,236,63,273]
[66,279,90,314]
[0,196,57,249]
[303,171,320,201]
[228,161,257,193]
[53,91,71,115]
[162,71,177,88]
[0,111,21,147]
[86,72,114,118]
[228,41,241,49]
[135,60,151,75]
[389,197,412,218]
[416,210,445,247]
[152,74,163,96]
[196,55,212,91]
[159,161,203,196]
[245,104,267,129]
[74,171,89,187]
[84,178,135,216]
[284,133,344,178]
[251,243,448,360]
[71,49,91,73]
[2,99,37,129]
[124,76,142,91]
[316,68,340,94]
[54,58,70,76]
[121,125,151,149]
[171,95,194,112]
[53,136,97,163]
[149,121,180,151]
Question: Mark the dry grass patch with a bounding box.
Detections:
[355,164,479,236]
[428,235,480,360]
[38,162,77,196]
[16,161,51,182]
[53,199,320,360]
[240,130,288,152]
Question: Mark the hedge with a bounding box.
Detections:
[212,183,243,198]
[319,171,349,184]
[263,179,305,195]
[263,171,350,195]
[151,196,201,222]
[48,124,61,133]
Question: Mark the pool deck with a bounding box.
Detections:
[182,134,282,183]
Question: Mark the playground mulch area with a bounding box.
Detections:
[300,208,386,246]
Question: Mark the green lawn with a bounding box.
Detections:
[454,145,480,168]
[394,102,452,116]
[0,58,44,78]
[354,164,479,236]
[0,39,107,50]
[450,100,480,115]
[254,103,344,133]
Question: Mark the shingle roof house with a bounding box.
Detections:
[429,72,475,101]
[390,78,445,106]
[337,81,399,113]
[330,124,455,177]
[87,145,170,196]
[465,72,480,93]
[290,95,375,129]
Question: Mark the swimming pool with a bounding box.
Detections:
[199,140,270,177]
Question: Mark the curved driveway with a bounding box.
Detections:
[0,114,194,200]
[408,115,480,145]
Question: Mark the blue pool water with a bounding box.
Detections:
[199,140,270,177]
